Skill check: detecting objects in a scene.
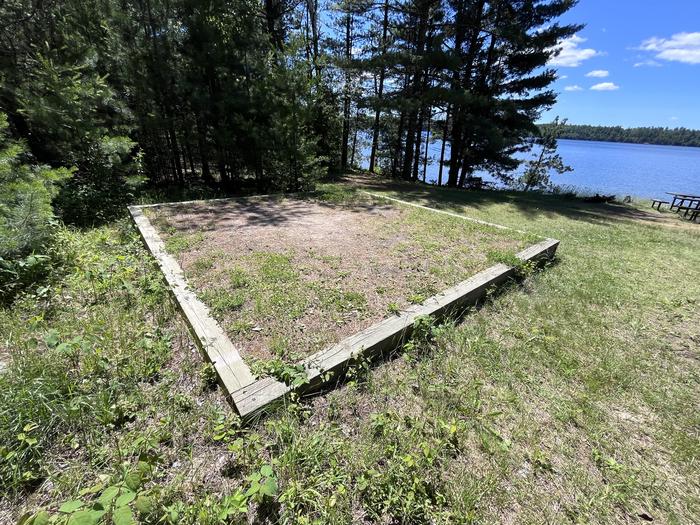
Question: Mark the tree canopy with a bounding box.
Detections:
[0,0,579,229]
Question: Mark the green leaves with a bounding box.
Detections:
[66,510,105,525]
[245,464,279,502]
[33,465,155,525]
[133,496,154,515]
[114,491,136,507]
[111,506,135,525]
[123,472,141,492]
[59,500,85,513]
[0,112,72,268]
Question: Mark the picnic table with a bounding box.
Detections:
[663,192,700,221]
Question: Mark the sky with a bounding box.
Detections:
[541,0,700,128]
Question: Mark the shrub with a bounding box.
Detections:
[0,113,72,259]
[54,136,144,226]
[0,113,72,301]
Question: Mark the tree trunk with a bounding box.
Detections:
[350,108,360,167]
[340,13,353,170]
[411,104,425,181]
[438,106,449,186]
[392,106,407,178]
[447,0,485,187]
[195,115,212,184]
[368,0,389,173]
[422,107,432,182]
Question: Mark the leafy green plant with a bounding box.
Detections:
[345,354,372,389]
[228,267,249,289]
[165,232,204,256]
[253,359,308,388]
[0,226,173,494]
[201,288,246,317]
[245,464,278,503]
[402,315,438,360]
[191,256,215,274]
[408,293,426,305]
[19,464,155,525]
[487,249,535,278]
[209,412,242,445]
[386,302,401,315]
[0,254,53,303]
[199,363,218,390]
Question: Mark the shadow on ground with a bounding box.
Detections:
[151,172,699,234]
[156,191,396,234]
[345,173,696,228]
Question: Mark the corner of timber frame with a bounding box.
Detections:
[129,194,559,423]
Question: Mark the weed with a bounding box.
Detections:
[199,362,218,390]
[408,293,426,305]
[191,255,215,274]
[252,359,308,388]
[487,249,536,277]
[228,267,249,288]
[386,302,401,315]
[270,336,291,359]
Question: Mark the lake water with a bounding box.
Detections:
[359,138,700,199]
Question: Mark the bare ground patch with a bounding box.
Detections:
[148,191,529,364]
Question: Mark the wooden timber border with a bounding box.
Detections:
[129,192,560,421]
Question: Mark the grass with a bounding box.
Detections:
[150,188,530,364]
[1,178,699,524]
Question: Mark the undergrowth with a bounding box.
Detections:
[1,181,699,524]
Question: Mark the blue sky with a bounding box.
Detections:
[541,0,700,128]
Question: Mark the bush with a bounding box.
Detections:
[0,113,72,301]
[0,113,72,259]
[54,136,144,226]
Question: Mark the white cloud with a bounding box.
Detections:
[564,85,583,91]
[549,35,600,67]
[590,82,620,91]
[633,59,662,67]
[585,69,609,78]
[559,74,569,79]
[639,32,700,64]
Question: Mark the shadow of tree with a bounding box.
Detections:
[150,172,694,238]
[342,174,700,230]
[346,173,670,228]
[156,193,395,234]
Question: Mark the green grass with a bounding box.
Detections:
[164,231,204,256]
[1,179,699,524]
[154,188,529,363]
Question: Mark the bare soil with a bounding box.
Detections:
[151,192,527,363]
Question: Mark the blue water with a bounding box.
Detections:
[359,138,700,199]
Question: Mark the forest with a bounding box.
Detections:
[543,123,700,147]
[1,0,579,274]
[4,3,700,524]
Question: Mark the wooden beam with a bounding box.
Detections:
[128,205,256,400]
[130,193,560,423]
[232,238,559,420]
[360,191,528,234]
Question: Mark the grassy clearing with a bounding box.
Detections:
[1,179,698,524]
[150,188,530,363]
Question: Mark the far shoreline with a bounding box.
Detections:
[557,137,700,150]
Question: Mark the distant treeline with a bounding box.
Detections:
[540,124,700,148]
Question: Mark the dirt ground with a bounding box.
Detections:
[150,193,527,363]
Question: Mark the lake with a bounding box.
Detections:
[359,138,700,199]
